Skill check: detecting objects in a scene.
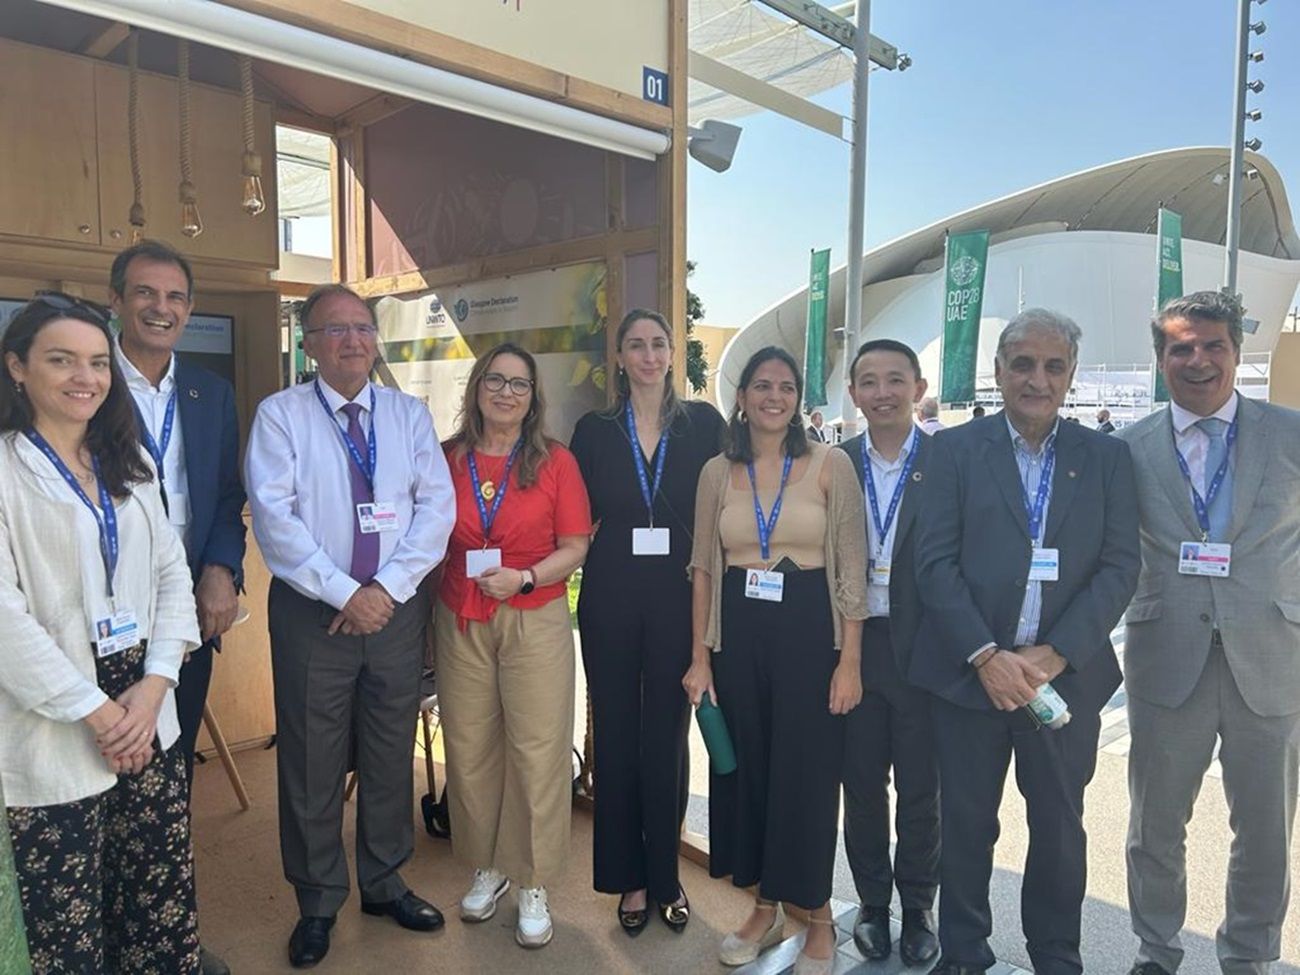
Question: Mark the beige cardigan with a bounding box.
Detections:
[689,442,869,651]
[0,434,200,807]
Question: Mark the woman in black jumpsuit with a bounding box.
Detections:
[570,308,724,935]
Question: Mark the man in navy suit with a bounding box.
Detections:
[111,241,247,975]
[912,309,1140,975]
[838,339,940,967]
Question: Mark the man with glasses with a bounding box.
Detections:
[245,284,455,968]
[109,241,247,975]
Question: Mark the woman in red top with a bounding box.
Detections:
[434,342,591,951]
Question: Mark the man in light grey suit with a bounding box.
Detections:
[1120,291,1300,975]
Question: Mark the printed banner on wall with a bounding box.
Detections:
[372,262,608,443]
[1153,207,1183,403]
[803,248,831,409]
[940,230,990,403]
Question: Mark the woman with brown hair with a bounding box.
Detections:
[434,342,591,950]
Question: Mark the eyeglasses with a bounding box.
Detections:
[32,290,111,327]
[482,372,534,396]
[304,323,379,339]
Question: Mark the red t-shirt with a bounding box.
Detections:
[439,440,592,624]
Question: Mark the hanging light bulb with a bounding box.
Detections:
[180,181,204,238]
[127,30,148,244]
[177,40,203,238]
[238,57,267,216]
[241,153,267,215]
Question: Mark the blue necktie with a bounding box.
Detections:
[341,402,379,584]
[1196,417,1233,542]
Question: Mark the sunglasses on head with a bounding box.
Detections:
[32,291,112,327]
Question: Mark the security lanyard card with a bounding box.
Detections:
[869,559,892,587]
[1028,548,1060,582]
[1179,541,1232,577]
[632,527,671,556]
[466,548,503,579]
[94,608,139,658]
[357,501,398,534]
[744,569,784,602]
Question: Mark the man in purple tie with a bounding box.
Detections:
[245,284,455,968]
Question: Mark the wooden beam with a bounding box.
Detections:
[216,0,671,131]
[275,106,338,136]
[79,22,132,59]
[662,0,689,389]
[336,92,413,131]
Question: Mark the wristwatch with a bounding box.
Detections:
[518,568,536,595]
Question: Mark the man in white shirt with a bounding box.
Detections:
[1119,292,1300,975]
[917,397,945,435]
[245,284,455,968]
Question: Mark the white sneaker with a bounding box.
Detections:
[460,868,510,922]
[515,887,553,948]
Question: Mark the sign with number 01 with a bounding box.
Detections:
[643,66,669,105]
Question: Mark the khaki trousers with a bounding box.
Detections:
[434,595,575,888]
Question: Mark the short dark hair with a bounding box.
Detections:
[725,346,809,463]
[300,284,375,331]
[848,338,922,384]
[109,240,195,300]
[1151,290,1243,357]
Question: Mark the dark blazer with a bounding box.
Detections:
[176,359,246,589]
[839,429,932,676]
[910,411,1139,713]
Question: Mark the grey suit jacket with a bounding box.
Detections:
[1117,397,1300,716]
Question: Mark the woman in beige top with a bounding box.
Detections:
[684,346,868,974]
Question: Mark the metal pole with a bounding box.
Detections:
[1223,0,1251,297]
[838,0,871,438]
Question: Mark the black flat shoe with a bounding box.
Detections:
[288,916,334,969]
[618,892,649,937]
[361,890,445,931]
[658,889,690,933]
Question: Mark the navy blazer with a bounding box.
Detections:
[175,359,246,589]
[910,412,1139,713]
[838,429,932,677]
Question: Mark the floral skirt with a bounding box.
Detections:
[6,643,199,974]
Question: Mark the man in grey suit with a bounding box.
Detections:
[912,309,1140,975]
[1121,291,1300,975]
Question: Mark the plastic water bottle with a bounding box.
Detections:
[1024,682,1071,730]
[695,691,737,774]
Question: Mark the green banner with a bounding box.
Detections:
[803,248,831,409]
[940,230,990,403]
[1154,208,1183,403]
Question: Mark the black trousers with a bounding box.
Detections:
[578,574,692,904]
[931,694,1101,975]
[842,618,939,910]
[710,567,844,910]
[175,641,215,791]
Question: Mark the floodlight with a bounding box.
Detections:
[1247,79,1265,93]
[1246,168,1261,180]
[1244,137,1263,151]
[687,120,743,173]
[1249,21,1266,35]
[1248,50,1265,63]
[1245,108,1262,122]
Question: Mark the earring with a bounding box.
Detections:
[12,381,22,396]
[739,410,748,424]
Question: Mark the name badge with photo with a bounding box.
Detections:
[869,559,892,587]
[93,608,139,658]
[1028,547,1060,582]
[357,501,399,534]
[466,547,503,579]
[632,527,670,556]
[1178,541,1232,577]
[744,570,784,603]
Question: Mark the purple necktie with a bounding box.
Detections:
[341,402,379,584]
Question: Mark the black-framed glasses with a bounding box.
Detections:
[482,372,534,396]
[32,290,111,327]
[303,323,379,339]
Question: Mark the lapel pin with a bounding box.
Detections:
[1068,470,1077,478]
[911,471,923,482]
[189,388,199,399]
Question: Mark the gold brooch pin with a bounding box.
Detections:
[480,480,496,501]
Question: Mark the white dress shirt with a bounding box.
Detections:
[245,379,455,610]
[863,427,919,618]
[1170,391,1239,496]
[116,337,191,545]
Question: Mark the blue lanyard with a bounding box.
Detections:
[314,380,377,490]
[625,403,669,527]
[1174,417,1237,540]
[746,454,794,563]
[24,430,119,599]
[467,440,522,544]
[861,435,916,557]
[1020,439,1056,543]
[133,389,177,481]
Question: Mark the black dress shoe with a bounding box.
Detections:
[618,892,649,937]
[657,888,690,934]
[852,905,892,960]
[288,916,334,969]
[930,959,988,975]
[361,890,445,931]
[1128,964,1173,975]
[899,908,939,966]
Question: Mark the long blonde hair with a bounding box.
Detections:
[448,342,551,488]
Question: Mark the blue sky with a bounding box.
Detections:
[687,0,1299,328]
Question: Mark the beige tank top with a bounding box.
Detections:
[718,449,829,569]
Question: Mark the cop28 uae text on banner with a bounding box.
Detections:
[803,248,831,408]
[1153,207,1183,403]
[940,230,990,403]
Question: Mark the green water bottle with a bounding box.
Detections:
[695,691,737,775]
